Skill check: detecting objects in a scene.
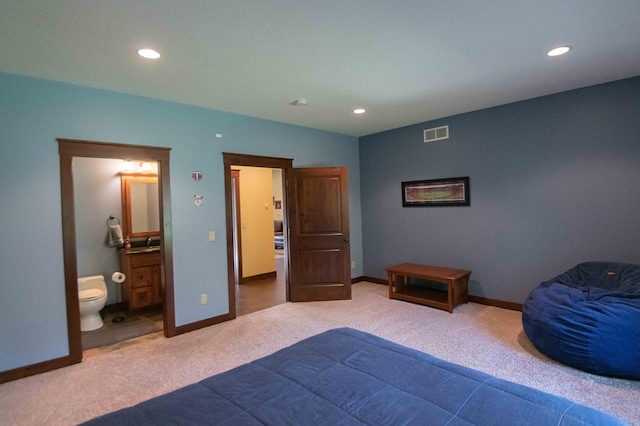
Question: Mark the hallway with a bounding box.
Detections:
[236,255,286,316]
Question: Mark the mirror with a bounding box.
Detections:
[120,173,160,238]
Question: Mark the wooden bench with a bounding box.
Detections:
[386,263,471,313]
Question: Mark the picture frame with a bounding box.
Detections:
[402,176,470,207]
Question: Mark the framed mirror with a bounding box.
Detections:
[120,173,160,238]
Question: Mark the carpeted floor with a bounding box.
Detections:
[1,282,638,425]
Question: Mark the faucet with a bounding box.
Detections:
[146,236,152,247]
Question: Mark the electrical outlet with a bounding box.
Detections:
[208,231,215,241]
[200,293,207,304]
[351,260,356,269]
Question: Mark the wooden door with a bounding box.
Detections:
[288,167,351,302]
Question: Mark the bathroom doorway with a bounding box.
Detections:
[73,157,165,352]
[59,139,175,366]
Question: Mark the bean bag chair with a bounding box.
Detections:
[522,261,640,380]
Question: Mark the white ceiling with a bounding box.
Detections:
[1,1,639,137]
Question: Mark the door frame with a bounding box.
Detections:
[223,152,293,318]
[230,170,242,285]
[59,139,176,363]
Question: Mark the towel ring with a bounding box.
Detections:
[107,216,121,226]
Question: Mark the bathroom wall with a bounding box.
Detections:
[73,157,122,305]
[0,72,362,373]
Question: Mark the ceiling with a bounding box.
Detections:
[1,1,639,137]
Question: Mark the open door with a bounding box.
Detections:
[287,167,351,302]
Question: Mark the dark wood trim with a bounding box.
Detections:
[174,312,232,335]
[222,152,293,169]
[359,275,387,285]
[223,160,237,319]
[22,138,179,384]
[223,153,293,319]
[281,168,291,303]
[157,148,177,337]
[231,170,243,287]
[59,147,82,365]
[59,139,169,158]
[468,295,523,312]
[362,277,523,311]
[239,271,277,285]
[0,355,74,384]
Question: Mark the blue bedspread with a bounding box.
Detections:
[83,328,625,425]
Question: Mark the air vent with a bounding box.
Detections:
[424,125,449,143]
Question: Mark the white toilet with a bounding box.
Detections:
[78,275,108,331]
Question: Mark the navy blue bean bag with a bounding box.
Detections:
[522,262,640,380]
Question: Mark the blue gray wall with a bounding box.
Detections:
[359,77,640,303]
[3,69,638,374]
[0,72,362,372]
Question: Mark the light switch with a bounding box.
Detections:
[208,231,215,241]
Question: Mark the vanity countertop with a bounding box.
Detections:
[122,246,161,254]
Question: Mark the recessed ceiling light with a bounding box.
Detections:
[547,46,571,57]
[353,108,366,114]
[137,48,161,59]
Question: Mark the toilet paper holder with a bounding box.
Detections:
[112,271,126,284]
[111,272,126,323]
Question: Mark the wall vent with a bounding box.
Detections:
[424,125,449,143]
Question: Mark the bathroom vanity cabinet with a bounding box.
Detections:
[119,250,163,310]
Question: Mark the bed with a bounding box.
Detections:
[82,328,624,425]
[274,219,284,249]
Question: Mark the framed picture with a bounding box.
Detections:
[402,176,470,207]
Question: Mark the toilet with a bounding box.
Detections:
[78,275,108,331]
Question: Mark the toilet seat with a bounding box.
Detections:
[79,289,105,302]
